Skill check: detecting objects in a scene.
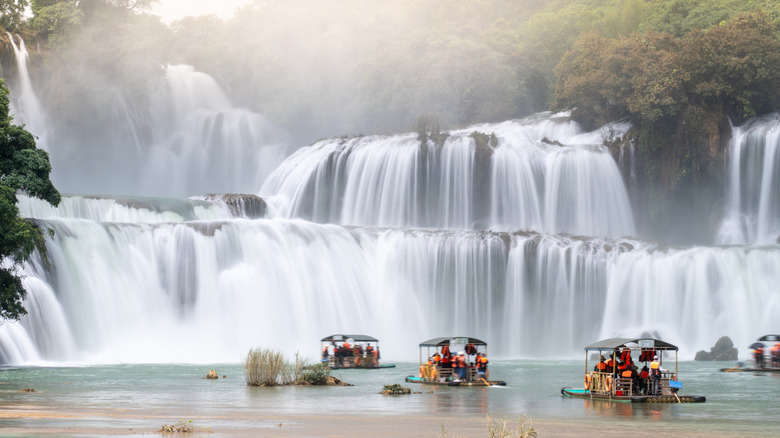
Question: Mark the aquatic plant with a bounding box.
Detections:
[381,384,411,395]
[243,348,290,386]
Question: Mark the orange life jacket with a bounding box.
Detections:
[596,362,607,371]
[640,370,649,379]
[622,369,633,378]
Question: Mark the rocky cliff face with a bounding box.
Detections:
[609,110,731,244]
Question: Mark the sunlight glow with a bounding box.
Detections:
[150,0,253,23]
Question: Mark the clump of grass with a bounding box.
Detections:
[158,419,209,433]
[243,348,291,386]
[244,349,335,386]
[486,415,537,438]
[294,353,332,385]
[381,384,411,395]
[438,415,536,438]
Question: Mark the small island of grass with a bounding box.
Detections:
[243,348,352,386]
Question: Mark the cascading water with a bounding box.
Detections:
[5,195,778,364]
[717,114,780,245]
[261,113,636,238]
[3,41,780,365]
[5,33,48,146]
[135,65,289,196]
[3,40,289,196]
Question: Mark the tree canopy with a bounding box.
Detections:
[0,81,60,320]
[552,10,780,130]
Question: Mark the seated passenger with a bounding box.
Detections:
[594,356,607,372]
[638,365,650,394]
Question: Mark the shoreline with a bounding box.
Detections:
[0,408,761,437]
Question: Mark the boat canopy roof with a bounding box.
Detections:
[321,334,378,343]
[585,337,678,351]
[758,334,780,342]
[419,336,487,347]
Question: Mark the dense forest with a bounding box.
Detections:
[2,0,780,240]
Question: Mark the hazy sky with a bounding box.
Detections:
[150,0,252,23]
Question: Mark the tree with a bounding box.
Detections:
[0,0,29,30]
[0,80,60,321]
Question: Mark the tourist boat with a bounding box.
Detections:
[404,336,506,386]
[720,334,780,373]
[561,337,705,403]
[320,334,395,369]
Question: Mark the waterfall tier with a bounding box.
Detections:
[3,195,778,364]
[261,113,636,238]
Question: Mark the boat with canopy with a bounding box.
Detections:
[720,334,780,373]
[561,337,705,403]
[404,336,506,386]
[320,334,395,369]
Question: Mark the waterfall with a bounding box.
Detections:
[133,65,290,196]
[2,51,289,197]
[261,113,636,238]
[717,114,780,245]
[3,195,778,364]
[5,33,48,147]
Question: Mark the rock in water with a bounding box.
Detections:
[695,336,738,361]
[206,370,219,379]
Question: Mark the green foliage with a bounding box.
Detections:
[641,0,780,37]
[0,81,60,321]
[0,0,29,30]
[30,1,83,49]
[553,11,780,128]
[298,362,332,385]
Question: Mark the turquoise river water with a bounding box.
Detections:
[0,360,778,437]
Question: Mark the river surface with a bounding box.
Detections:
[0,360,777,437]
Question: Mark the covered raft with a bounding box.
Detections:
[560,337,705,403]
[405,336,506,387]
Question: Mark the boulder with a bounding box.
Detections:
[695,336,738,361]
[206,370,219,379]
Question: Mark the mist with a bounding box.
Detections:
[5,0,545,197]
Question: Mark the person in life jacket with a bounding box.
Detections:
[772,343,780,369]
[638,365,650,394]
[476,352,489,379]
[621,364,639,394]
[440,344,452,368]
[365,344,375,366]
[649,356,667,395]
[605,356,615,374]
[594,356,607,372]
[455,352,468,381]
[754,346,765,369]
